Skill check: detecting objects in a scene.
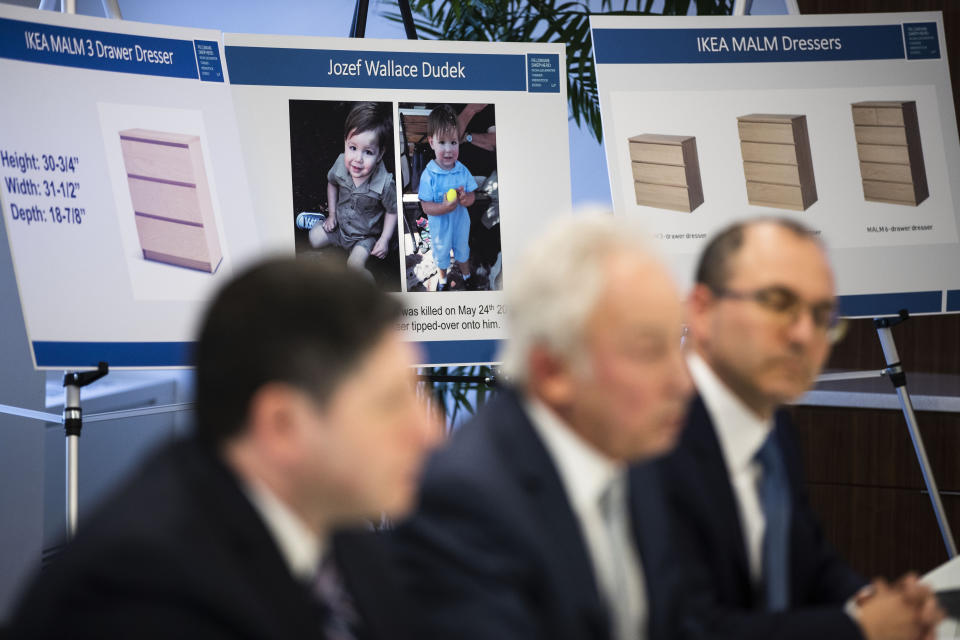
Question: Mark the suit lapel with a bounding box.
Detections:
[487,390,610,640]
[685,397,754,603]
[332,530,405,640]
[180,441,325,637]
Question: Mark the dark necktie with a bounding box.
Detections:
[755,430,791,611]
[314,554,360,640]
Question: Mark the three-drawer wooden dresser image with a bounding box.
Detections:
[119,129,223,273]
[737,113,817,211]
[851,101,928,206]
[628,134,704,212]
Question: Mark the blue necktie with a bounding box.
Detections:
[755,430,791,611]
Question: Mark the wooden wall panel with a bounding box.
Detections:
[806,483,960,579]
[794,407,960,578]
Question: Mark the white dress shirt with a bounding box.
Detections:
[244,478,324,582]
[687,352,772,585]
[525,396,647,640]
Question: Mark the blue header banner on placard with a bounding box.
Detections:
[837,290,941,317]
[593,24,905,64]
[32,339,503,368]
[33,341,194,368]
[225,46,527,91]
[947,290,960,312]
[0,16,200,79]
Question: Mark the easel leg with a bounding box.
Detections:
[875,316,957,558]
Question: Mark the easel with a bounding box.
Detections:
[733,0,957,559]
[350,0,418,39]
[62,363,109,538]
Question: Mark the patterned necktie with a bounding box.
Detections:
[755,429,791,612]
[314,554,360,640]
[599,476,641,640]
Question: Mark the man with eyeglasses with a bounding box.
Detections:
[663,217,942,640]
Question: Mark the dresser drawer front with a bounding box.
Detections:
[745,182,805,209]
[852,106,905,127]
[632,162,688,187]
[856,144,910,164]
[743,162,800,186]
[634,181,693,211]
[862,180,921,205]
[854,125,907,146]
[740,142,797,165]
[120,138,196,184]
[858,162,913,184]
[135,213,216,267]
[127,177,203,225]
[629,141,685,166]
[738,121,796,144]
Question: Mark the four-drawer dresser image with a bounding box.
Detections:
[119,129,223,273]
[737,113,818,211]
[628,134,704,212]
[851,101,929,206]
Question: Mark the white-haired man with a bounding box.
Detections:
[392,214,692,640]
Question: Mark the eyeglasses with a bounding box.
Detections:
[712,285,848,343]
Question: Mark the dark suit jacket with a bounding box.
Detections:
[661,395,867,640]
[7,437,412,640]
[391,388,686,640]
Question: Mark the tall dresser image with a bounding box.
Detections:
[852,101,928,206]
[737,113,817,211]
[119,129,223,273]
[628,134,704,212]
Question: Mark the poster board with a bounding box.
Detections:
[223,33,570,365]
[591,12,960,317]
[0,4,572,368]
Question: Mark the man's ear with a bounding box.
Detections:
[245,383,310,465]
[528,346,577,409]
[685,283,716,347]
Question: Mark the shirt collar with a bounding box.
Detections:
[687,351,772,473]
[426,159,459,175]
[523,395,623,511]
[243,478,324,582]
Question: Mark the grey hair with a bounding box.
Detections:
[498,211,655,385]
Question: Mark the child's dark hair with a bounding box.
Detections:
[428,104,459,139]
[344,102,392,153]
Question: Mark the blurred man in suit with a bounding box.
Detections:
[664,217,942,640]
[8,257,439,639]
[392,214,693,640]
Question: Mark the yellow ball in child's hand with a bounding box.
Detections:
[446,188,458,203]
